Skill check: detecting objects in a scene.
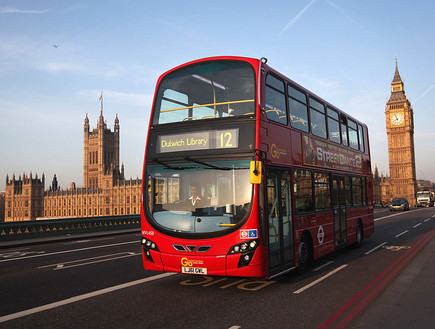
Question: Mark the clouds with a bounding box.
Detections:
[325,0,366,30]
[279,0,317,35]
[279,0,365,35]
[77,89,152,108]
[414,84,435,103]
[0,7,49,14]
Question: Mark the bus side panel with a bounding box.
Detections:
[294,212,335,262]
[346,208,359,245]
[290,130,303,166]
[362,207,375,238]
[310,212,335,260]
[346,206,374,245]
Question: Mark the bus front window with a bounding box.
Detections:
[153,61,256,125]
[146,160,252,234]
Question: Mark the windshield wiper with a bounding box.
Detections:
[184,156,244,171]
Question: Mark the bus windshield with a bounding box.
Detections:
[146,159,252,234]
[153,61,256,125]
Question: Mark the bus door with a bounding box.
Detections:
[332,175,347,248]
[266,169,294,276]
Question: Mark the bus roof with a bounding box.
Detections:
[155,56,368,128]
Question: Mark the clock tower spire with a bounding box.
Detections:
[385,58,417,205]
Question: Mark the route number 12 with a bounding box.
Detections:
[216,129,238,149]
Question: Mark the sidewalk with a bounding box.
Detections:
[0,228,140,249]
[352,233,435,329]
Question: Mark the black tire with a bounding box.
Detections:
[354,222,363,249]
[297,233,313,274]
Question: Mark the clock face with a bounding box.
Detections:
[390,112,404,126]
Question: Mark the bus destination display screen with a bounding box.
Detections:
[157,128,239,153]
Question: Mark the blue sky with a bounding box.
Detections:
[1,0,435,191]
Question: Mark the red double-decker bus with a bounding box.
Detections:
[141,56,374,279]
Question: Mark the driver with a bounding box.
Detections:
[186,185,205,210]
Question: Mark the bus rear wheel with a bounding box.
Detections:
[297,234,312,273]
[354,221,363,249]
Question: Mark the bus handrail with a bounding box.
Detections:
[200,115,217,119]
[160,99,255,113]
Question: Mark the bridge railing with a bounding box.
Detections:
[0,215,140,242]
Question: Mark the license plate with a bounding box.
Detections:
[181,266,207,275]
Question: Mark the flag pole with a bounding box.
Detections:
[99,91,103,114]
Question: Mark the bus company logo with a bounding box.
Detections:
[271,144,287,159]
[181,257,204,267]
[317,225,324,245]
[240,229,257,239]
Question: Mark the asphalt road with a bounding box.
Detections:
[0,207,433,329]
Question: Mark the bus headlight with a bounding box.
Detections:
[141,237,160,263]
[228,239,260,268]
[228,239,259,254]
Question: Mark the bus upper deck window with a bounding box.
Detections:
[265,74,287,125]
[153,61,255,125]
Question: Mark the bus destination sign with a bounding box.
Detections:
[157,128,239,153]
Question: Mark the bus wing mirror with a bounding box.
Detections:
[250,160,262,185]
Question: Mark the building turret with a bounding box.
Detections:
[84,113,89,132]
[114,113,119,133]
[51,174,59,191]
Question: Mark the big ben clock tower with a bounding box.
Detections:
[385,58,417,205]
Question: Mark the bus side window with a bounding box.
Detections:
[358,124,365,152]
[327,107,340,144]
[314,172,331,210]
[288,85,309,132]
[265,74,287,125]
[293,169,314,213]
[340,116,349,146]
[348,120,359,150]
[352,176,362,205]
[344,176,352,206]
[309,97,327,139]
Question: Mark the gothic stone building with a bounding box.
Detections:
[4,173,44,221]
[5,111,142,221]
[373,59,417,206]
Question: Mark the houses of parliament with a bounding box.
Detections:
[4,110,142,221]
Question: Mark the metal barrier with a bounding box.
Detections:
[0,215,140,242]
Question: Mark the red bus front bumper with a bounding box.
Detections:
[142,249,266,278]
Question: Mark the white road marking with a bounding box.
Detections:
[293,265,347,294]
[313,260,334,272]
[375,208,425,221]
[0,272,176,324]
[364,242,388,255]
[0,241,138,263]
[413,223,422,228]
[395,230,409,238]
[38,252,141,270]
